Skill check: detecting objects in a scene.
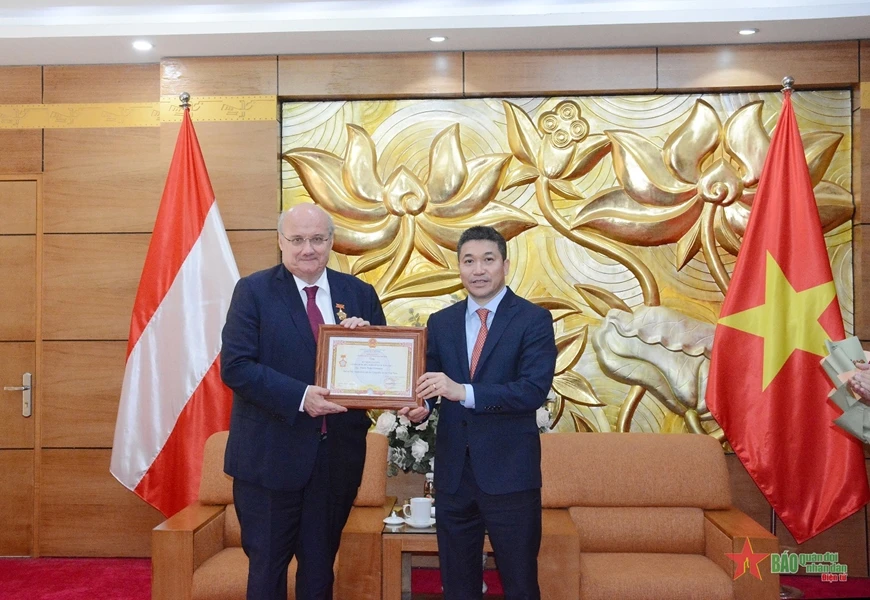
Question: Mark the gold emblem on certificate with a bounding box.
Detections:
[315,325,426,409]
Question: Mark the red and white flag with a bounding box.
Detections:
[111,108,239,517]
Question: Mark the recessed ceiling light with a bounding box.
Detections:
[132,40,153,51]
[738,28,759,36]
[429,36,447,43]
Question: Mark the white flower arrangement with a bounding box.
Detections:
[375,408,439,476]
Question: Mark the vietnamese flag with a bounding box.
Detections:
[707,89,869,543]
[110,106,239,516]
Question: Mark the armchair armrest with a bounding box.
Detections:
[335,497,395,600]
[540,508,580,600]
[704,507,779,600]
[152,503,226,600]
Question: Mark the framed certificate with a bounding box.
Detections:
[315,325,427,409]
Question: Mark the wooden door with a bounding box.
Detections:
[0,178,39,556]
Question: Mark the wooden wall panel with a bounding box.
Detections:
[42,234,149,340]
[0,66,43,174]
[43,64,159,104]
[39,449,163,556]
[464,49,657,96]
[725,454,771,531]
[658,41,860,91]
[0,180,37,235]
[43,128,163,233]
[41,342,126,448]
[0,343,35,449]
[160,121,278,230]
[855,225,870,340]
[0,450,34,555]
[279,53,463,99]
[0,236,36,341]
[161,56,277,97]
[775,509,868,577]
[859,108,869,225]
[227,230,279,276]
[861,40,870,82]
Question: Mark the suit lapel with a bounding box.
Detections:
[275,266,317,354]
[326,269,353,324]
[452,299,471,383]
[473,287,518,380]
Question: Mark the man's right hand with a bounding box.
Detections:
[304,386,348,417]
[398,404,430,423]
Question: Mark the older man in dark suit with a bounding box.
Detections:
[221,203,385,600]
[401,225,557,600]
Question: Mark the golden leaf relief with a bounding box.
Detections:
[592,306,715,419]
[283,122,537,295]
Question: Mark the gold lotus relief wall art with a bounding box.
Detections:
[281,92,853,437]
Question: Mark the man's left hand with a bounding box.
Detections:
[417,371,465,402]
[340,317,370,329]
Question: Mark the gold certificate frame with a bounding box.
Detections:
[315,325,427,409]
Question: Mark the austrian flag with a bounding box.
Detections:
[110,107,239,516]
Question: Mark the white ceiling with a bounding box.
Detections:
[1,1,870,66]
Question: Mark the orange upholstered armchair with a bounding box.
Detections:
[539,432,779,600]
[152,431,391,600]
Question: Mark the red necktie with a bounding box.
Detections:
[304,286,327,434]
[469,308,490,378]
[304,286,324,338]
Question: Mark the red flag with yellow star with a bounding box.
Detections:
[707,90,869,543]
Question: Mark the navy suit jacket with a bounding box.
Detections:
[221,264,386,494]
[425,287,556,496]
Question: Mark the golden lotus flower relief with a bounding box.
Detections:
[281,92,853,436]
[283,123,537,302]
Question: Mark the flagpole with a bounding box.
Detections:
[776,75,805,600]
[179,91,190,110]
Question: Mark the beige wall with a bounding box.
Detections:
[0,41,866,571]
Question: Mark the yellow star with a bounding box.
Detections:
[718,252,836,390]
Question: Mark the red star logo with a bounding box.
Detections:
[725,538,769,580]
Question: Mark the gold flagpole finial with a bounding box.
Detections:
[179,92,191,110]
[781,76,794,94]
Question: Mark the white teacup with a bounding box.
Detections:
[402,497,433,525]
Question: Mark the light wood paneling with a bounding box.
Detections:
[160,120,279,230]
[0,180,37,235]
[0,66,42,103]
[0,67,43,174]
[0,450,34,555]
[44,128,163,233]
[41,342,126,448]
[465,49,657,96]
[861,40,870,82]
[775,508,868,577]
[855,225,870,340]
[858,108,869,224]
[658,41,860,91]
[227,230,279,277]
[161,56,277,97]
[43,64,159,103]
[725,454,771,531]
[0,236,36,341]
[0,131,43,174]
[42,233,149,340]
[279,53,463,98]
[39,449,163,556]
[0,343,35,449]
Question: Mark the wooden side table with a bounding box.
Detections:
[381,524,493,600]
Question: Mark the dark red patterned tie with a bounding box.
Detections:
[304,285,327,434]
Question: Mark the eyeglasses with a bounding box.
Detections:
[279,231,332,248]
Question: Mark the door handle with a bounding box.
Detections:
[3,372,32,417]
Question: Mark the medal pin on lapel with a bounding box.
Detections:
[335,304,347,321]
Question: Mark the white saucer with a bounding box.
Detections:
[383,515,404,525]
[403,517,436,528]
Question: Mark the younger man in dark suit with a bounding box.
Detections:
[221,203,385,600]
[401,225,557,600]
